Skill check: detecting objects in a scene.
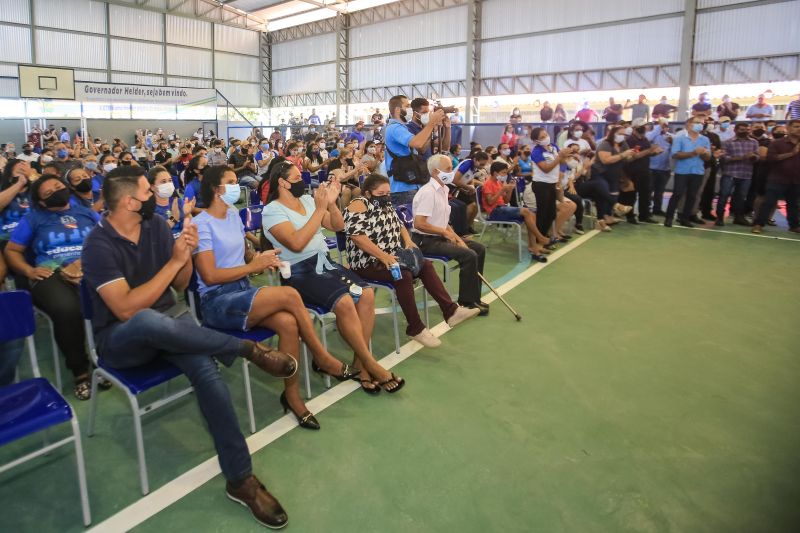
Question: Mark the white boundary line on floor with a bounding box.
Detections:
[87,230,600,533]
[663,223,800,242]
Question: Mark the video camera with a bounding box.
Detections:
[432,99,459,115]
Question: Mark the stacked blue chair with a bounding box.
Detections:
[0,291,91,525]
[79,281,193,496]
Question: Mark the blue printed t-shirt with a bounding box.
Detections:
[155,197,184,237]
[262,195,328,266]
[531,144,561,184]
[183,179,206,208]
[671,134,710,175]
[384,119,417,193]
[193,208,245,296]
[0,193,31,241]
[91,173,104,203]
[10,204,100,269]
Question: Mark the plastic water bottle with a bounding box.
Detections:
[349,284,362,304]
[389,262,402,281]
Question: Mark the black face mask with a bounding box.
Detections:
[635,126,646,135]
[772,132,786,139]
[134,195,156,220]
[370,195,392,209]
[752,129,765,137]
[120,160,131,166]
[23,149,32,155]
[43,188,70,209]
[289,180,306,198]
[72,178,93,193]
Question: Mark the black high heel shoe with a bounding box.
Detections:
[279,392,320,430]
[311,361,360,382]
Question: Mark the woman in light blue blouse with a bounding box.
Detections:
[193,165,358,430]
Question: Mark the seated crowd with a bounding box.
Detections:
[0,94,798,528]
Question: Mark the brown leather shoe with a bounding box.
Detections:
[226,475,289,529]
[247,342,297,379]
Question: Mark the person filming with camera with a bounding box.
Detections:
[385,95,446,206]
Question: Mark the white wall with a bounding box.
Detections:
[0,0,263,108]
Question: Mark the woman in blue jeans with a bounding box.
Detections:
[262,161,404,395]
[193,165,359,430]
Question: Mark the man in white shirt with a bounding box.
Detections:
[411,154,488,315]
[715,116,735,142]
[17,143,39,164]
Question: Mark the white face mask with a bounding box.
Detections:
[500,149,511,156]
[497,174,509,183]
[103,162,117,172]
[420,112,430,126]
[437,169,456,185]
[214,147,222,153]
[367,146,377,154]
[572,130,583,139]
[337,142,344,148]
[537,136,551,146]
[624,127,633,136]
[41,155,53,163]
[156,182,175,199]
[614,134,626,143]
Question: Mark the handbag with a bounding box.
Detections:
[395,247,424,277]
[384,143,430,186]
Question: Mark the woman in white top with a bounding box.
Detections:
[530,127,578,240]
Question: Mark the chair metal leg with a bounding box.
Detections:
[302,344,312,400]
[70,416,92,526]
[320,318,331,389]
[422,287,429,327]
[517,224,524,262]
[25,337,41,379]
[127,394,150,495]
[48,326,62,393]
[242,360,256,434]
[86,369,100,437]
[390,291,400,354]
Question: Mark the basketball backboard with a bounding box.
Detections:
[18,65,75,100]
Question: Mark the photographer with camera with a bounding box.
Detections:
[384,95,445,206]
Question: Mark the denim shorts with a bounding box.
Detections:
[200,278,263,331]
[282,255,369,310]
[488,206,533,222]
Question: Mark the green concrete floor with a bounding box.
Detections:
[2,224,799,532]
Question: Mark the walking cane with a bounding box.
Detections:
[477,272,522,321]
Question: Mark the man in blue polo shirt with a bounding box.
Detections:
[665,117,713,227]
[81,165,296,529]
[384,94,445,206]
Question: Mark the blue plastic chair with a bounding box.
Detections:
[240,204,264,233]
[79,281,193,496]
[0,291,91,526]
[250,188,260,207]
[301,170,313,192]
[316,169,328,183]
[395,203,458,299]
[184,271,280,432]
[475,185,525,262]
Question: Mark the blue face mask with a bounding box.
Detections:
[84,161,98,171]
[220,183,240,206]
[57,148,69,159]
[692,123,703,133]
[720,123,729,130]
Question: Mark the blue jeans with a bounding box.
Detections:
[390,189,418,206]
[97,309,253,482]
[716,176,750,218]
[0,338,25,386]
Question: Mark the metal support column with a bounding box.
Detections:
[677,0,697,121]
[464,0,481,124]
[335,13,349,125]
[260,31,272,112]
[105,3,112,82]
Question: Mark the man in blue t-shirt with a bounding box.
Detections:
[665,117,714,227]
[345,121,366,148]
[384,95,445,206]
